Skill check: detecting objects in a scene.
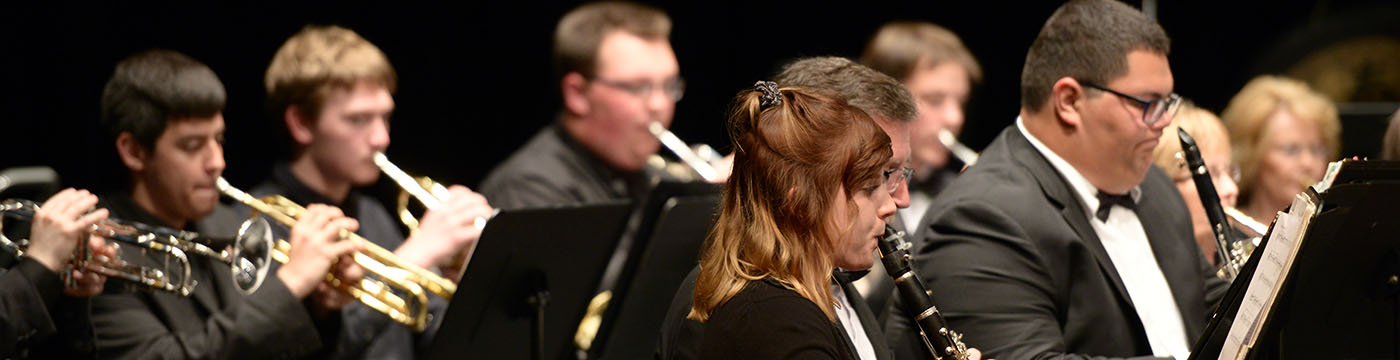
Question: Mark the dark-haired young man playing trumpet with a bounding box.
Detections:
[91,49,362,359]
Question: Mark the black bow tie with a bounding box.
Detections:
[1095,191,1136,221]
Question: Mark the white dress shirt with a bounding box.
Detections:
[833,283,878,360]
[1018,118,1191,359]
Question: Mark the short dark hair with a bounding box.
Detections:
[1020,0,1170,111]
[774,56,916,123]
[860,21,982,84]
[553,1,671,80]
[100,49,226,149]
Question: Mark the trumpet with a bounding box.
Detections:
[215,177,444,331]
[937,129,979,166]
[374,152,496,274]
[115,216,276,295]
[373,152,493,235]
[0,198,274,296]
[648,121,723,182]
[1221,206,1264,271]
[1223,207,1268,240]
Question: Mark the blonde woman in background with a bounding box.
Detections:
[1382,109,1400,161]
[1222,76,1340,225]
[1152,103,1240,267]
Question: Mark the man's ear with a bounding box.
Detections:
[1050,77,1085,128]
[561,72,590,117]
[114,132,149,172]
[285,105,315,146]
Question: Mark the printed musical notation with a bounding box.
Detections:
[1218,193,1316,360]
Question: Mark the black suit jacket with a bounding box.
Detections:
[657,266,892,360]
[884,126,1228,360]
[91,196,327,359]
[0,257,94,359]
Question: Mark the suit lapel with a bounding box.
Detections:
[1003,128,1136,309]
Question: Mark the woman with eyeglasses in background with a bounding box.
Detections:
[1152,102,1240,266]
[1221,76,1340,227]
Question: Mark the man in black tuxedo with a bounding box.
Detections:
[885,0,1228,359]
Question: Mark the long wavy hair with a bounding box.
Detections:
[689,86,892,322]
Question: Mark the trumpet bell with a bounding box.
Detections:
[231,217,274,294]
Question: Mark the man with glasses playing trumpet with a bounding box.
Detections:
[260,26,493,359]
[91,49,364,359]
[480,1,711,210]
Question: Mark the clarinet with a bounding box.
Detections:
[1176,128,1241,280]
[877,224,971,360]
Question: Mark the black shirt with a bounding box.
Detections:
[91,193,327,359]
[479,122,655,210]
[700,279,858,360]
[0,255,93,359]
[252,162,447,359]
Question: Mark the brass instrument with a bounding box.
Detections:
[1224,206,1268,239]
[374,151,496,274]
[215,177,445,331]
[1220,206,1264,276]
[0,198,274,296]
[647,121,723,182]
[118,216,276,295]
[937,129,979,166]
[373,152,493,235]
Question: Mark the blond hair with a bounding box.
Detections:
[265,25,397,122]
[1221,76,1340,204]
[1153,102,1230,180]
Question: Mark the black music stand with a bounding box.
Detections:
[590,193,720,360]
[1191,160,1400,359]
[427,202,632,360]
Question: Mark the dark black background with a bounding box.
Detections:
[3,0,1397,198]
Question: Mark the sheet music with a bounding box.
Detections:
[1218,193,1317,360]
[1311,160,1344,193]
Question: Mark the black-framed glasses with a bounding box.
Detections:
[1078,80,1181,126]
[883,167,914,194]
[589,76,686,102]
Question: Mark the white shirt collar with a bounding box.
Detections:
[1016,117,1141,221]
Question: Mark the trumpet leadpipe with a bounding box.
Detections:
[373,151,498,231]
[1222,206,1269,239]
[938,129,979,166]
[649,121,720,182]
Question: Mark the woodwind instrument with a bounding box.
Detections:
[877,224,971,360]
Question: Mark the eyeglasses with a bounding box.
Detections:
[882,167,914,194]
[1173,153,1241,184]
[1272,143,1329,160]
[1078,80,1181,126]
[589,76,686,102]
